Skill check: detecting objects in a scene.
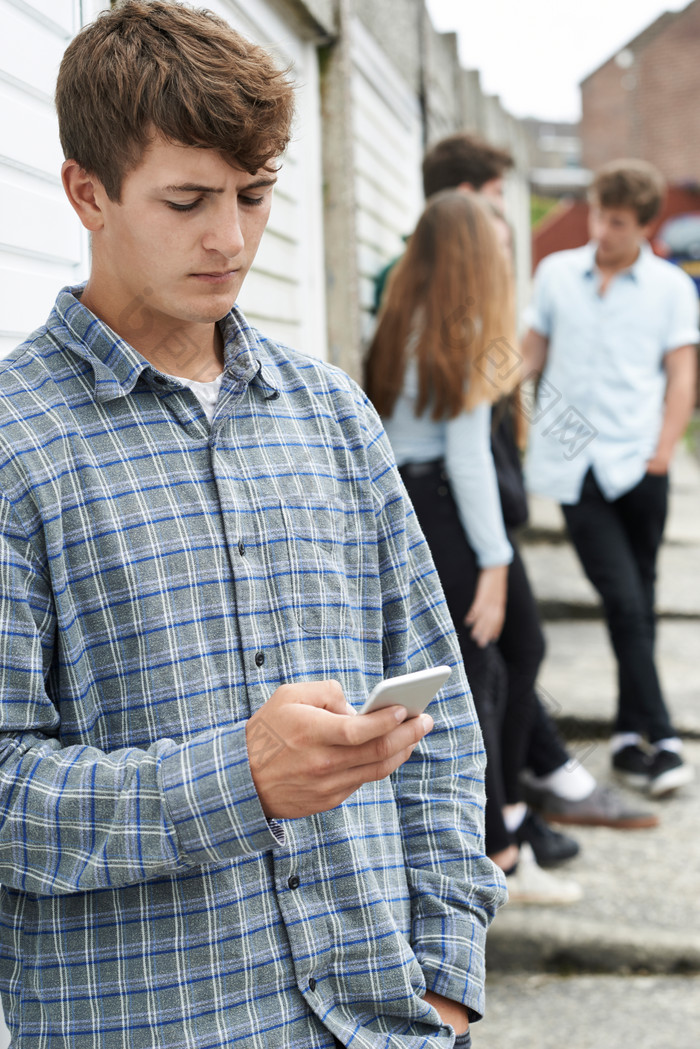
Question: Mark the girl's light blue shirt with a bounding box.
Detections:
[382,360,513,568]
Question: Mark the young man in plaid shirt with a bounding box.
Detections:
[0,3,505,1046]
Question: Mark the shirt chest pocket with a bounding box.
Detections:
[278,496,355,636]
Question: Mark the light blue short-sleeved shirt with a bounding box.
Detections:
[523,242,699,504]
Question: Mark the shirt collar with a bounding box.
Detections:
[581,240,652,282]
[51,284,281,402]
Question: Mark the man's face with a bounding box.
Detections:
[588,203,650,268]
[88,136,276,348]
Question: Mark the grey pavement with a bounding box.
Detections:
[476,973,700,1049]
[482,441,700,1044]
[487,740,700,972]
[538,618,700,738]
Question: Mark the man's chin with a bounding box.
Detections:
[183,296,239,325]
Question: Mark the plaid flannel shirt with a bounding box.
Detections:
[0,288,505,1048]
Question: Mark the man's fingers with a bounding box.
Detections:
[278,679,353,716]
[342,711,434,767]
[339,703,415,745]
[333,734,427,793]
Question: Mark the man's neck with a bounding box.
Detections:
[151,326,225,383]
[78,283,225,382]
[594,243,642,278]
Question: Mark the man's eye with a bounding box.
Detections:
[167,200,202,212]
[240,195,265,207]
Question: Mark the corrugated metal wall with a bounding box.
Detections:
[0,0,86,357]
[350,16,424,341]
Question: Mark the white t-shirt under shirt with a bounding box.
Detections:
[164,371,224,423]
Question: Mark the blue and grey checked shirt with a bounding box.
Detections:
[0,288,505,1048]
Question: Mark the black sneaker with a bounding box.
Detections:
[648,749,695,798]
[516,810,580,867]
[612,744,651,790]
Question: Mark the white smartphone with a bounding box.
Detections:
[358,665,452,717]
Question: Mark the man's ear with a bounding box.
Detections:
[61,160,107,232]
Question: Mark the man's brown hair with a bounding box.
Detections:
[422,133,513,199]
[365,190,516,421]
[55,0,295,201]
[590,159,665,226]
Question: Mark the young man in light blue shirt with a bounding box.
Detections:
[522,159,699,798]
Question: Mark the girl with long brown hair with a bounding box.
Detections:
[366,189,516,654]
[366,189,581,902]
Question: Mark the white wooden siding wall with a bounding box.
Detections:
[0,0,326,361]
[350,17,424,341]
[0,0,88,357]
[205,0,327,359]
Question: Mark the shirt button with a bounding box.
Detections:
[288,875,300,890]
[437,484,448,497]
[255,651,265,667]
[238,541,245,556]
[308,977,316,992]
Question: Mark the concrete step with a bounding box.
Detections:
[523,442,700,549]
[521,443,700,621]
[477,973,700,1049]
[520,541,700,621]
[486,741,700,980]
[537,618,700,740]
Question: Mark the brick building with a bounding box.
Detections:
[580,0,700,183]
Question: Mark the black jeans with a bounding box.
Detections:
[562,469,673,742]
[498,535,571,783]
[496,532,547,803]
[525,693,571,779]
[399,461,511,855]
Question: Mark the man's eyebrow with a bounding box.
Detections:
[161,184,224,194]
[240,177,278,191]
[161,177,278,194]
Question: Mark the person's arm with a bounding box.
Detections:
[647,344,698,475]
[520,255,553,378]
[359,393,507,1026]
[423,990,470,1034]
[521,327,550,377]
[0,486,294,896]
[444,402,512,647]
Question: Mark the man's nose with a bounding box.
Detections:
[202,207,244,258]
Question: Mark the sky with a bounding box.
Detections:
[424,0,690,122]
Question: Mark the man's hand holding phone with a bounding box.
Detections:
[246,668,450,821]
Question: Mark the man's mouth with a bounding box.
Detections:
[190,270,239,283]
